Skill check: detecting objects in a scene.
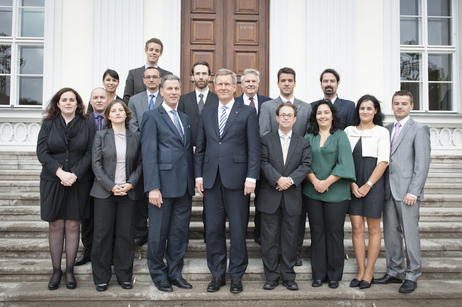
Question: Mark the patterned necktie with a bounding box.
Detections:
[249,97,255,107]
[149,94,154,110]
[391,122,402,150]
[282,135,289,164]
[219,105,228,137]
[95,115,103,131]
[198,93,205,114]
[170,110,184,139]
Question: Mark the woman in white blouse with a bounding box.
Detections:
[344,95,390,289]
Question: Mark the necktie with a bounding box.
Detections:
[391,122,402,150]
[149,94,154,110]
[198,93,205,114]
[282,135,289,164]
[219,105,228,137]
[249,97,255,107]
[170,110,184,139]
[95,115,103,131]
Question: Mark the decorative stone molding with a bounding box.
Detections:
[429,127,462,154]
[0,121,41,151]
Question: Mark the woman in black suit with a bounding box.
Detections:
[87,69,124,113]
[37,88,95,290]
[90,99,143,291]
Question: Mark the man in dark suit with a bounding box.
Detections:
[311,68,355,129]
[195,69,260,294]
[141,75,195,292]
[259,102,312,291]
[75,87,109,266]
[235,68,272,246]
[123,38,172,102]
[128,66,163,246]
[375,90,431,293]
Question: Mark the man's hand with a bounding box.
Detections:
[244,180,256,195]
[403,193,417,206]
[276,177,292,191]
[149,189,163,208]
[195,179,204,197]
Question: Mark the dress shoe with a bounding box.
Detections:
[74,253,91,266]
[170,277,192,289]
[135,236,148,247]
[155,279,173,292]
[374,274,403,284]
[254,236,262,246]
[96,283,108,292]
[312,279,323,287]
[119,281,133,290]
[349,278,360,287]
[295,255,302,266]
[230,277,243,293]
[399,280,417,293]
[263,280,279,290]
[48,270,63,290]
[207,276,226,292]
[328,281,339,289]
[65,271,77,290]
[282,280,299,291]
[359,277,374,289]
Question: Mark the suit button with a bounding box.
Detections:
[219,142,222,144]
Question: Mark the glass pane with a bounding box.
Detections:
[0,8,12,36]
[0,45,12,74]
[428,0,450,16]
[401,0,419,15]
[21,0,45,6]
[0,75,10,105]
[19,8,44,37]
[400,17,420,45]
[428,18,451,45]
[401,82,420,110]
[428,54,452,81]
[19,46,43,74]
[429,83,451,110]
[401,53,421,80]
[18,76,42,105]
[0,0,13,5]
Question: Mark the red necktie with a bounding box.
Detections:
[249,97,255,107]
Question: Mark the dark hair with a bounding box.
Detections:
[102,69,119,81]
[43,88,86,121]
[160,74,182,89]
[351,94,384,126]
[145,38,164,52]
[191,61,211,75]
[307,99,343,135]
[276,102,298,117]
[392,90,413,104]
[144,66,160,76]
[104,99,132,128]
[320,68,340,82]
[277,67,296,82]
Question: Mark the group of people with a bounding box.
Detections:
[36,37,431,295]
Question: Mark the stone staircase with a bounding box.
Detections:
[0,151,462,306]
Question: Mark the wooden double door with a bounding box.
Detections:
[181,0,270,96]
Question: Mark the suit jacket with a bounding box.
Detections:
[195,100,260,189]
[259,97,312,137]
[234,93,272,118]
[310,97,355,129]
[128,91,163,133]
[258,132,312,216]
[178,90,219,146]
[140,105,194,198]
[123,65,172,102]
[87,112,109,131]
[86,95,124,114]
[384,117,431,201]
[90,128,143,201]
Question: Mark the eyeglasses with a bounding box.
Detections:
[278,113,294,118]
[144,75,160,79]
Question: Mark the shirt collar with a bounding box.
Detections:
[280,96,294,104]
[219,99,235,110]
[278,129,292,138]
[162,102,177,112]
[195,88,209,101]
[394,115,411,128]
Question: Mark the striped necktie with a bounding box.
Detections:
[219,105,228,137]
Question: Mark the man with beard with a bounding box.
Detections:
[311,68,355,129]
[178,61,218,242]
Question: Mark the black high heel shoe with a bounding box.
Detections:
[359,277,374,289]
[48,270,63,290]
[65,271,77,290]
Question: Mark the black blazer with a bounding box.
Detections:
[90,128,143,201]
[178,90,219,146]
[234,93,272,118]
[37,115,96,182]
[123,65,172,102]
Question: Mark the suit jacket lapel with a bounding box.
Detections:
[211,103,220,139]
[284,134,298,171]
[392,117,414,154]
[154,93,163,109]
[221,101,242,138]
[140,92,149,114]
[271,133,285,169]
[191,92,201,117]
[159,106,184,142]
[178,111,189,145]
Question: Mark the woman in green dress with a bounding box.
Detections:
[303,99,355,289]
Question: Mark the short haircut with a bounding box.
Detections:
[307,99,343,136]
[102,69,119,81]
[351,94,384,127]
[90,87,108,98]
[145,38,164,52]
[392,90,414,104]
[214,68,237,85]
[104,99,132,128]
[276,102,298,117]
[277,67,296,82]
[191,61,211,75]
[43,88,86,121]
[241,68,260,83]
[144,67,160,76]
[160,74,182,89]
[320,68,340,83]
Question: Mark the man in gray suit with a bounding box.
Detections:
[259,67,311,266]
[375,90,431,293]
[128,66,163,246]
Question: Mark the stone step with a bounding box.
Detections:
[0,170,40,181]
[0,159,41,170]
[1,279,461,307]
